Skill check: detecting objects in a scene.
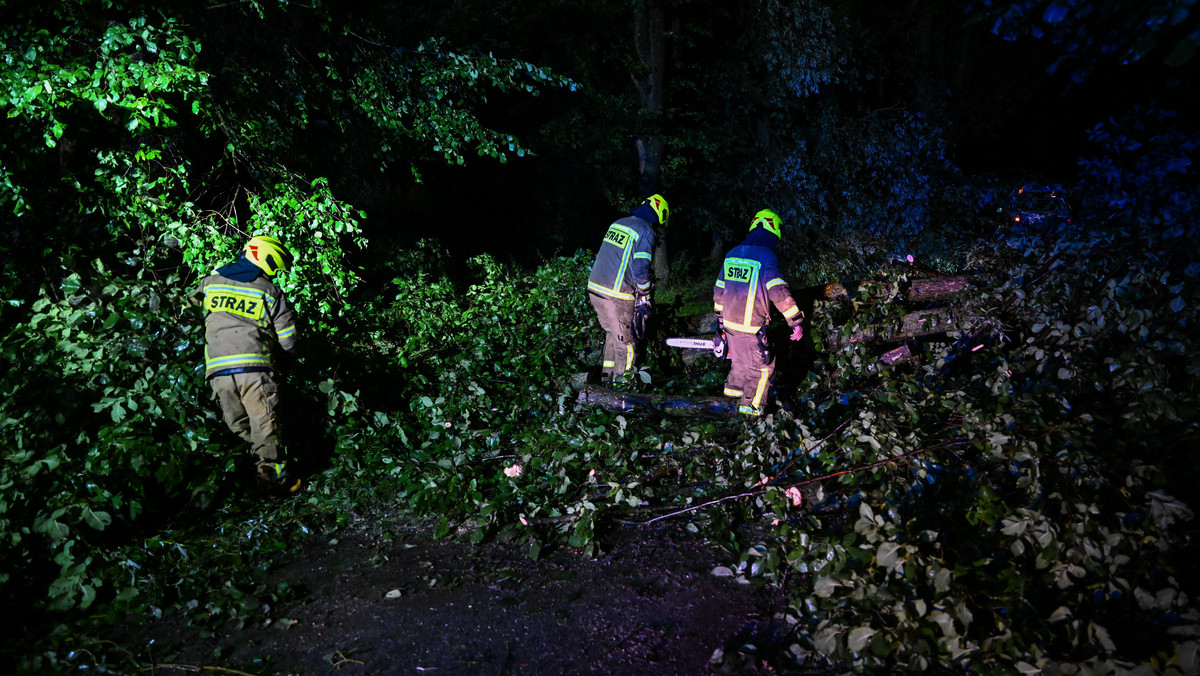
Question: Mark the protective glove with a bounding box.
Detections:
[789,324,804,341]
[631,296,653,340]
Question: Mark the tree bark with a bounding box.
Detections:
[819,280,900,302]
[633,0,670,287]
[632,1,666,186]
[906,275,973,303]
[826,306,959,348]
[879,344,914,366]
[813,274,973,303]
[576,385,738,418]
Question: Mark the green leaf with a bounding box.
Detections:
[61,274,82,295]
[848,626,875,653]
[813,576,839,598]
[813,625,840,656]
[875,541,901,568]
[432,517,450,539]
[34,518,70,540]
[930,610,956,638]
[80,584,98,609]
[933,567,952,593]
[82,508,112,531]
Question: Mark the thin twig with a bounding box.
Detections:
[634,440,967,526]
[329,651,365,670]
[757,416,854,487]
[146,664,257,675]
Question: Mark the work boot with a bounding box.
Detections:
[255,461,302,496]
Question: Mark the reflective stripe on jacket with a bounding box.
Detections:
[196,274,297,378]
[587,216,656,301]
[713,243,802,334]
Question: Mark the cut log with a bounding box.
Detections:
[826,306,959,348]
[879,344,914,365]
[576,385,738,418]
[894,306,958,340]
[819,280,899,302]
[811,275,974,304]
[906,275,973,303]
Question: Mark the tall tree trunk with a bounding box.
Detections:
[632,0,670,286]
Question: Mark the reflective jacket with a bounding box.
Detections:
[587,215,656,301]
[196,272,297,378]
[713,235,802,334]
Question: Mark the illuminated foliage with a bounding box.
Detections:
[0,1,572,668]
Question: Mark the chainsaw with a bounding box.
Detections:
[665,333,728,358]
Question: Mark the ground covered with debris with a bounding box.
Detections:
[106,518,808,675]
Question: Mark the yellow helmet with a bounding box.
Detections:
[642,194,670,227]
[750,209,782,238]
[244,235,293,277]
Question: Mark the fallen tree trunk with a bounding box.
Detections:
[813,274,974,304]
[906,275,974,303]
[825,306,959,349]
[879,344,914,365]
[818,280,898,302]
[575,385,738,418]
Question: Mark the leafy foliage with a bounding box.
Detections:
[1075,105,1200,241]
[0,0,576,670]
[1,264,208,615]
[754,217,1200,672]
[967,0,1200,79]
[765,108,968,276]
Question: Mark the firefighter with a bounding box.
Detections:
[713,209,804,416]
[586,194,669,384]
[194,235,301,493]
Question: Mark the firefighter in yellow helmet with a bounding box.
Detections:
[713,209,804,416]
[587,194,669,383]
[193,235,301,494]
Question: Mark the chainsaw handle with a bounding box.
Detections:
[713,330,727,358]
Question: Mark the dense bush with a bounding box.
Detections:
[1,248,603,671]
[751,219,1200,673]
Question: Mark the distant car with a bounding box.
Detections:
[1004,184,1075,230]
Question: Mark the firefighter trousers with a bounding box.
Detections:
[723,330,775,416]
[589,292,636,382]
[210,370,282,468]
